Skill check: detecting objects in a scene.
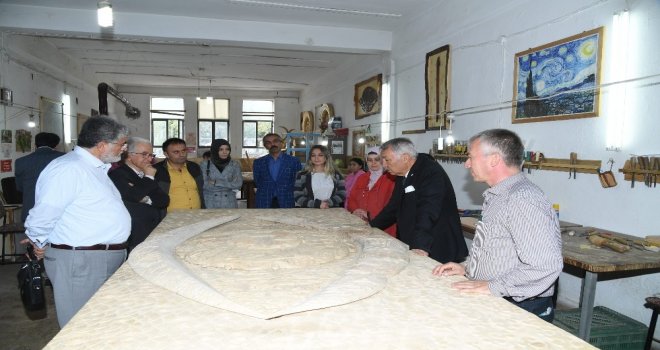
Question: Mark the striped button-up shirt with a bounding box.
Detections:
[465,172,563,302]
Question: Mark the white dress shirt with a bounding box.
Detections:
[25,146,131,248]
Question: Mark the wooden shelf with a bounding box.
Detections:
[434,154,468,159]
[522,157,601,175]
[618,157,659,186]
[434,154,468,163]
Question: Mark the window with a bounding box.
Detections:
[242,99,274,158]
[151,97,185,156]
[198,98,229,147]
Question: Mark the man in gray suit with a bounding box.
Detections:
[15,132,64,222]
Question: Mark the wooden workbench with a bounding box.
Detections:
[460,217,660,341]
[44,210,593,349]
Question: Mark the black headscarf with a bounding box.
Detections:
[210,139,231,173]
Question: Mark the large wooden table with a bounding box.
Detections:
[461,217,660,341]
[45,210,592,349]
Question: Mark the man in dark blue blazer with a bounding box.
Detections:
[252,133,302,208]
[370,138,468,263]
[15,132,64,222]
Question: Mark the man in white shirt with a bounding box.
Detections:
[24,115,131,328]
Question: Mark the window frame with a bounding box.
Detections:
[150,96,186,156]
[241,99,274,155]
[197,98,230,148]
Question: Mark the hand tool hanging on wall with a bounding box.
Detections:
[652,157,659,187]
[638,156,649,187]
[629,156,637,188]
[569,152,578,179]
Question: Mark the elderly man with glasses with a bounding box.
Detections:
[109,137,170,253]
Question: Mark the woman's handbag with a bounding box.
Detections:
[16,245,46,311]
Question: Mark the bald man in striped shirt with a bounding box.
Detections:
[433,129,563,322]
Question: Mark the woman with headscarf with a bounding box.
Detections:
[347,148,397,237]
[293,145,345,208]
[200,139,243,208]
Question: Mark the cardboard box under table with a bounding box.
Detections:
[46,210,593,349]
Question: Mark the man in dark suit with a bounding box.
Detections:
[15,132,64,222]
[109,137,169,251]
[370,137,468,263]
[252,133,302,208]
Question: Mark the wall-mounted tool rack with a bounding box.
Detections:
[522,154,601,177]
[618,156,659,188]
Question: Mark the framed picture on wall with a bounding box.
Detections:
[352,129,365,159]
[315,103,334,133]
[331,140,344,155]
[425,45,450,130]
[354,74,382,119]
[512,27,603,123]
[300,111,314,133]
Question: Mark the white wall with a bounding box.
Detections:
[300,54,388,154]
[303,0,660,336]
[0,34,104,181]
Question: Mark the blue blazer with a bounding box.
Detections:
[252,153,302,208]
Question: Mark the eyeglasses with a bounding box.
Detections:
[130,152,156,158]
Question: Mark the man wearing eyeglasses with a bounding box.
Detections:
[154,138,205,210]
[109,137,169,252]
[24,115,131,328]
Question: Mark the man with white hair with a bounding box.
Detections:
[109,137,169,252]
[370,137,467,263]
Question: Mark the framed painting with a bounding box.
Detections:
[300,111,314,133]
[315,103,334,133]
[352,130,365,158]
[512,27,603,123]
[354,74,382,119]
[425,45,450,130]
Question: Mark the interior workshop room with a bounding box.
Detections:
[0,0,659,349]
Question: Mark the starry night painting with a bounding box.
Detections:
[512,27,603,123]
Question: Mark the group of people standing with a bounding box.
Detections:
[249,130,563,322]
[18,115,562,329]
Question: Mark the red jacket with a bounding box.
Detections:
[347,171,397,237]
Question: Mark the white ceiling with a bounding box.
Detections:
[0,0,436,92]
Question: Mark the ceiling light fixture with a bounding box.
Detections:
[206,79,213,105]
[27,113,36,128]
[98,1,113,28]
[445,113,455,146]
